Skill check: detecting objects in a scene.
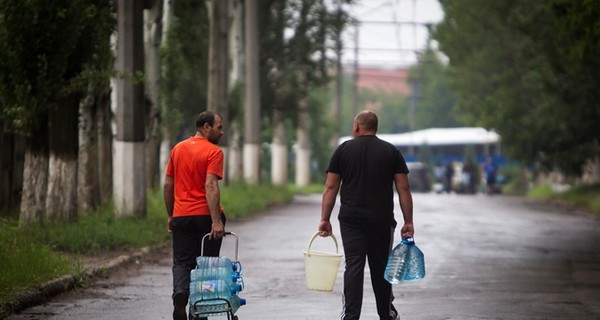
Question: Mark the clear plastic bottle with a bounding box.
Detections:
[192,256,234,283]
[384,237,425,284]
[189,279,232,302]
[229,295,247,315]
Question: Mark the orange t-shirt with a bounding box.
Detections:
[165,136,224,217]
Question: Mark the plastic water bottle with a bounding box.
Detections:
[384,237,425,284]
[229,295,247,314]
[190,279,232,302]
[192,257,234,282]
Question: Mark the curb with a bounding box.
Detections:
[0,246,157,319]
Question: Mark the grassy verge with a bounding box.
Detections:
[0,183,300,310]
[527,183,600,216]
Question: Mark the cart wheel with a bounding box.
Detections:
[232,316,239,320]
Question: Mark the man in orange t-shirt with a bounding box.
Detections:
[164,111,225,320]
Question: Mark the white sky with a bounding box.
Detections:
[343,0,444,68]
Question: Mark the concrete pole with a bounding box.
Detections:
[114,0,146,218]
[243,0,261,185]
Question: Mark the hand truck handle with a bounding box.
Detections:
[201,232,239,261]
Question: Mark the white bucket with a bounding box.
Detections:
[303,232,343,292]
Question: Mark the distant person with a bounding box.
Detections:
[462,159,476,194]
[434,161,444,183]
[483,157,497,195]
[317,110,414,320]
[163,111,226,320]
[444,161,454,193]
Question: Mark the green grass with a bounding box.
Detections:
[527,183,600,216]
[526,184,554,199]
[554,183,600,215]
[0,183,297,311]
[0,220,77,306]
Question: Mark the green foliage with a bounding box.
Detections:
[434,0,600,176]
[408,49,462,129]
[0,219,76,306]
[527,184,554,199]
[257,0,356,126]
[499,164,529,196]
[526,183,600,216]
[555,184,600,216]
[159,3,210,139]
[20,191,169,255]
[221,184,294,219]
[0,0,114,133]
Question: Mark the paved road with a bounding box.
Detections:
[8,193,600,320]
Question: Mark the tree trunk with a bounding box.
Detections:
[331,42,343,150]
[0,122,23,212]
[243,0,261,185]
[144,0,163,190]
[271,108,288,186]
[158,0,174,188]
[19,124,48,226]
[78,86,100,215]
[207,0,230,184]
[295,94,311,187]
[96,88,113,204]
[46,95,79,222]
[227,0,243,184]
[227,123,243,183]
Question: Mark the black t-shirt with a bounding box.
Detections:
[327,135,409,223]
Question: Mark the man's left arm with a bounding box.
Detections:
[394,173,414,238]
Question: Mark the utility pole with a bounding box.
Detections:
[114,0,146,217]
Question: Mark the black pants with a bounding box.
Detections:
[339,216,397,320]
[171,214,226,304]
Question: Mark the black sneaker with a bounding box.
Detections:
[173,293,188,320]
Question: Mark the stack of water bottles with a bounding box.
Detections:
[384,237,426,284]
[189,256,246,317]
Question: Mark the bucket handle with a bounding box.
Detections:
[306,231,339,256]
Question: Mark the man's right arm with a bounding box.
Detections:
[319,172,341,237]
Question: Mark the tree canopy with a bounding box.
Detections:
[433,0,600,176]
[0,0,114,134]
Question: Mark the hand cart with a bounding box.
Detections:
[189,232,246,320]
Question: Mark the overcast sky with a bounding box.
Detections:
[342,0,444,68]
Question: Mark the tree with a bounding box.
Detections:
[0,1,115,225]
[144,0,164,190]
[408,49,461,130]
[257,0,356,186]
[158,0,210,181]
[434,0,600,177]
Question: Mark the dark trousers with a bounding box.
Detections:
[339,216,397,320]
[171,214,226,303]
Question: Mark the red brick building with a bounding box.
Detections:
[350,66,412,96]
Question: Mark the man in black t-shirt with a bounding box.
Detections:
[318,110,414,320]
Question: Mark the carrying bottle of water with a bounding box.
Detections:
[384,237,425,284]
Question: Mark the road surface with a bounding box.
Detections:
[7,193,600,320]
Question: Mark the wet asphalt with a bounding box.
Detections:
[7,193,600,320]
